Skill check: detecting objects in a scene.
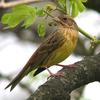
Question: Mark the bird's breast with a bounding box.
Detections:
[41,28,78,67]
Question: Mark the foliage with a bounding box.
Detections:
[37,20,46,37]
[2,5,36,28]
[1,0,87,36]
[57,0,87,16]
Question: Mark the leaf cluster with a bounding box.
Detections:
[1,0,87,36]
[57,0,87,17]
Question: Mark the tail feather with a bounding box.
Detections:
[5,66,31,91]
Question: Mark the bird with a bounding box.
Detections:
[5,15,78,91]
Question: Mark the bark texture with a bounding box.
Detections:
[27,53,100,100]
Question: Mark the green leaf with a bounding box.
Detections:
[77,0,86,12]
[2,12,24,28]
[12,5,29,14]
[57,0,66,11]
[36,8,45,16]
[8,14,24,28]
[72,2,79,17]
[1,13,11,24]
[44,4,56,12]
[22,15,35,28]
[1,4,36,28]
[22,7,36,28]
[81,0,87,2]
[37,21,46,37]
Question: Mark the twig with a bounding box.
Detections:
[0,0,42,8]
[43,10,64,25]
[78,27,94,40]
[78,27,100,44]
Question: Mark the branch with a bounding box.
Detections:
[78,27,100,44]
[0,0,43,8]
[27,53,100,100]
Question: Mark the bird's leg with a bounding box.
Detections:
[46,67,54,76]
[56,64,74,68]
[46,67,64,79]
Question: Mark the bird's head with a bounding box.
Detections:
[58,15,78,29]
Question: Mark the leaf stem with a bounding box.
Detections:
[43,10,55,19]
[78,27,94,40]
[78,27,100,44]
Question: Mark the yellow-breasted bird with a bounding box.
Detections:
[5,15,78,91]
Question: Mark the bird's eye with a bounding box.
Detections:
[63,17,67,20]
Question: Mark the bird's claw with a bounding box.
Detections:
[47,72,64,80]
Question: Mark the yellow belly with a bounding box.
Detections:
[42,40,76,67]
[41,26,78,67]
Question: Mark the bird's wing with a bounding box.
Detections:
[31,30,65,66]
[32,30,65,76]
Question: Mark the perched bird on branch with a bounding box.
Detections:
[5,15,78,91]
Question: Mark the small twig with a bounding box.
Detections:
[78,27,100,44]
[0,0,42,8]
[56,7,66,14]
[43,10,61,23]
[78,27,94,40]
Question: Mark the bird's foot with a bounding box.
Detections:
[56,64,74,68]
[47,72,64,80]
[46,67,64,80]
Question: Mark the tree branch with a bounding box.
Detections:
[0,0,43,8]
[27,53,100,100]
[78,27,100,44]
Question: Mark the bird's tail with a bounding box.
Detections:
[5,65,32,91]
